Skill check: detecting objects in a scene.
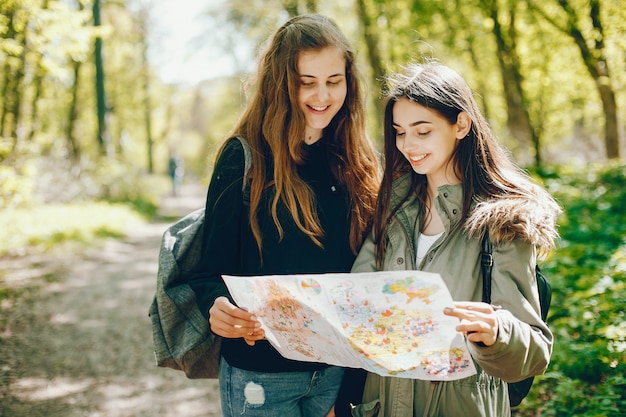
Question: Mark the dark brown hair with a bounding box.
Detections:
[373,61,553,265]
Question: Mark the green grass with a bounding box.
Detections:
[516,162,626,416]
[0,202,145,256]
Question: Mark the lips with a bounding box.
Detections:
[308,105,330,112]
[409,153,429,166]
[410,154,427,161]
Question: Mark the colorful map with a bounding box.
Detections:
[223,270,477,380]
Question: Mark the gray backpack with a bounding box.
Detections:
[148,137,251,378]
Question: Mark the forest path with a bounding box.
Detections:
[0,184,221,417]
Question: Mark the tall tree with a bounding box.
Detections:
[0,6,17,144]
[66,59,82,160]
[27,0,51,143]
[66,0,88,161]
[529,0,621,160]
[137,7,154,173]
[478,0,538,165]
[0,5,28,150]
[354,0,386,141]
[93,0,108,156]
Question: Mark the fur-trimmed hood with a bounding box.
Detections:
[389,174,562,255]
[464,183,562,255]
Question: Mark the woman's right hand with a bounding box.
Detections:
[209,296,265,346]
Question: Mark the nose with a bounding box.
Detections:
[315,84,329,101]
[398,135,418,153]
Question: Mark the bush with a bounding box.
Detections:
[0,202,145,256]
[516,162,626,416]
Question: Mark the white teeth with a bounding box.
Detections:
[311,105,328,111]
[411,154,427,161]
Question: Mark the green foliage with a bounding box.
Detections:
[526,373,626,417]
[0,162,36,208]
[516,163,626,416]
[0,152,169,255]
[0,202,144,256]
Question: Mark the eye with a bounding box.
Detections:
[417,130,431,137]
[395,131,405,138]
[300,81,314,87]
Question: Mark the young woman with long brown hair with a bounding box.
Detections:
[189,14,380,417]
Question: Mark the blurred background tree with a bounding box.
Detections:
[1,0,623,207]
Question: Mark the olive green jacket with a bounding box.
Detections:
[351,174,560,417]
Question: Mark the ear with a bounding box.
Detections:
[455,112,472,139]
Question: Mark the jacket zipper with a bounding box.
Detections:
[392,209,417,269]
[421,381,439,417]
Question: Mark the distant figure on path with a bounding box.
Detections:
[168,153,184,196]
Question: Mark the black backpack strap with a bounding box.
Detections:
[481,229,493,304]
[479,227,548,407]
[235,137,252,206]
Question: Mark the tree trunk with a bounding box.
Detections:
[484,0,538,165]
[566,1,620,159]
[598,84,619,159]
[0,9,27,150]
[532,0,621,159]
[93,0,109,156]
[0,10,15,141]
[27,0,51,143]
[138,9,154,173]
[354,0,385,142]
[586,0,620,159]
[67,61,82,160]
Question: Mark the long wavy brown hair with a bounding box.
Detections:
[219,14,380,255]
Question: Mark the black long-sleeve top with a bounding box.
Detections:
[189,137,368,416]
[188,136,357,372]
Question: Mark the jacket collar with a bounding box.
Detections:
[389,174,464,236]
[389,173,561,252]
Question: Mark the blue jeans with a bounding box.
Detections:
[219,356,344,417]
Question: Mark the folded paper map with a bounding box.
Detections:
[223,270,477,380]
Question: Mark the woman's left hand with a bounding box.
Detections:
[444,302,499,346]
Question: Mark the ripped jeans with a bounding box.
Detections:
[219,356,344,417]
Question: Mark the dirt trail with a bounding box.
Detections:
[0,185,221,417]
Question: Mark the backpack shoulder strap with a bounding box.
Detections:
[480,229,493,304]
[235,137,252,204]
[235,136,252,183]
[160,136,253,287]
[480,229,552,321]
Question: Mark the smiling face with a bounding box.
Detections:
[297,47,347,144]
[393,97,469,189]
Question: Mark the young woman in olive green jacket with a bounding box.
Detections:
[349,61,561,417]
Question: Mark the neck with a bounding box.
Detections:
[304,126,323,144]
[304,135,321,145]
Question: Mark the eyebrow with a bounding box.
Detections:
[299,73,345,79]
[392,120,431,127]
